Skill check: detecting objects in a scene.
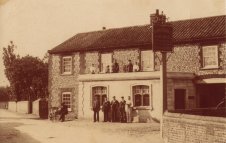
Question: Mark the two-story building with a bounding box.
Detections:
[48,15,226,122]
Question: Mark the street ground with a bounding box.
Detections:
[0,109,164,143]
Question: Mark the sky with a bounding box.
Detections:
[0,0,225,86]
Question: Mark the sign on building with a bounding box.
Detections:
[151,10,173,52]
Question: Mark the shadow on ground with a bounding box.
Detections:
[0,122,41,143]
[0,117,47,120]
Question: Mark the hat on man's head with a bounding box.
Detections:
[113,96,116,98]
[121,96,124,99]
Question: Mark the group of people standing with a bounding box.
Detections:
[123,60,139,72]
[92,96,133,123]
[90,59,140,74]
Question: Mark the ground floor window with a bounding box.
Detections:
[92,86,107,106]
[169,83,226,118]
[132,85,150,106]
[62,92,72,111]
[198,84,225,108]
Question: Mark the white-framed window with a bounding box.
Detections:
[141,50,154,71]
[62,56,72,74]
[92,86,107,106]
[62,92,72,111]
[202,45,218,69]
[132,85,150,106]
[101,53,112,73]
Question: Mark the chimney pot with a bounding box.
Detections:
[156,9,159,15]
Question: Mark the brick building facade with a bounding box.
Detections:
[48,15,226,123]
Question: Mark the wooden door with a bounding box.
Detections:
[174,89,186,110]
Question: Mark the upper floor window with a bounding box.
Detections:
[101,53,112,73]
[141,50,154,71]
[62,92,72,111]
[92,86,107,106]
[62,56,72,74]
[202,46,218,69]
[132,85,150,106]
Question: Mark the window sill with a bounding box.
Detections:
[201,66,219,70]
[61,73,73,76]
[133,106,153,110]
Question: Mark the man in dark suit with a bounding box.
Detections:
[112,60,119,73]
[111,96,119,122]
[93,96,100,122]
[127,60,133,72]
[119,96,126,123]
[102,97,110,122]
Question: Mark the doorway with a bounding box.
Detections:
[174,89,186,110]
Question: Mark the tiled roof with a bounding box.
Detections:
[49,15,226,53]
[171,15,226,44]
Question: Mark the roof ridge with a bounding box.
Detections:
[169,15,226,23]
[76,15,226,35]
[77,24,150,35]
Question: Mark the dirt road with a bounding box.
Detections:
[0,109,164,143]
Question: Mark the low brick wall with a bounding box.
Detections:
[162,112,226,143]
[17,101,29,114]
[8,101,17,112]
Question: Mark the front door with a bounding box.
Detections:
[174,89,186,110]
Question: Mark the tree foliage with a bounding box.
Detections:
[0,86,10,101]
[2,41,48,101]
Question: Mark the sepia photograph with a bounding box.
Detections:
[0,0,226,143]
